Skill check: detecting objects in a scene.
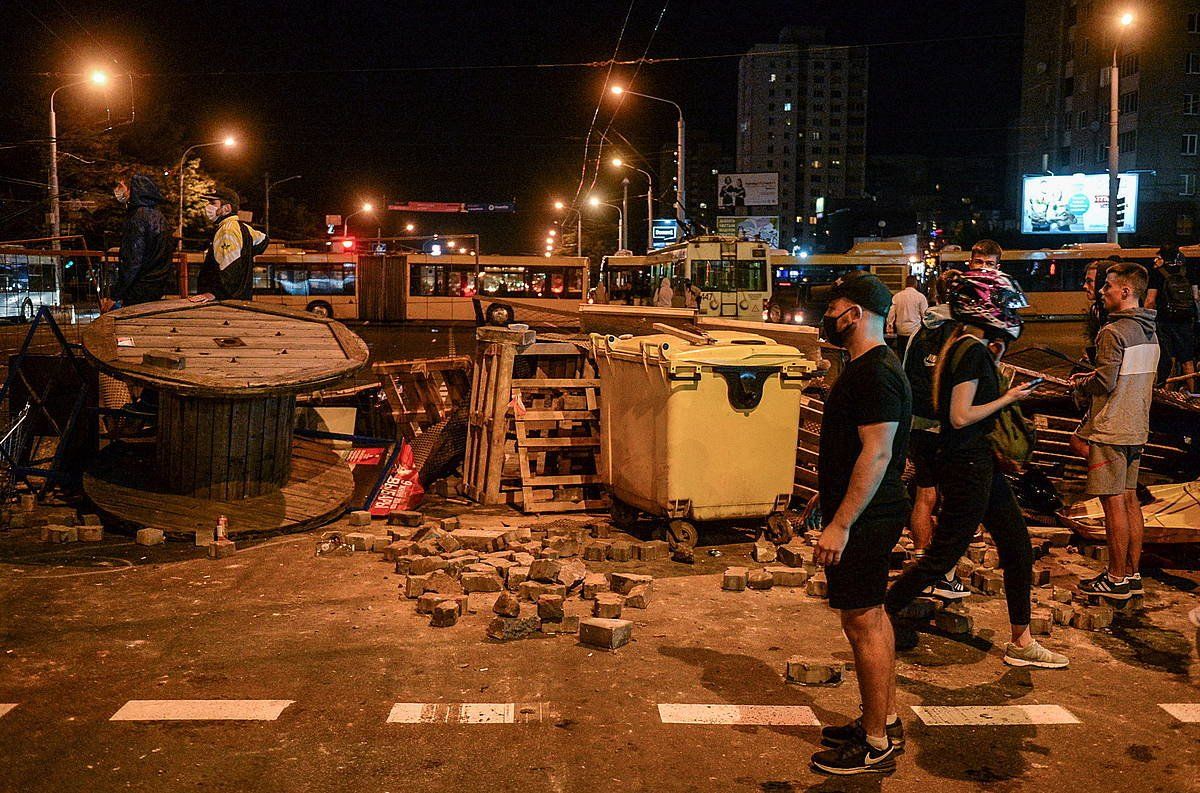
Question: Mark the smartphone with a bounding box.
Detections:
[1023,377,1045,390]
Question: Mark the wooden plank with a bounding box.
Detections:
[519,436,600,448]
[522,474,601,487]
[510,379,601,389]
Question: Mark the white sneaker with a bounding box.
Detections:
[1003,640,1069,669]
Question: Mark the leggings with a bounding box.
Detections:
[886,452,1033,627]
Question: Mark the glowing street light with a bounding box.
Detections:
[343,201,374,235]
[553,200,565,211]
[177,135,240,251]
[588,196,625,251]
[608,84,686,228]
[90,70,109,86]
[548,229,557,237]
[48,68,111,261]
[611,85,624,96]
[405,223,415,233]
[609,156,655,253]
[1107,10,1137,242]
[1119,11,1134,26]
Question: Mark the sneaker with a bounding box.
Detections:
[821,715,905,751]
[1003,639,1069,669]
[811,736,897,775]
[1079,571,1132,601]
[1127,573,1143,593]
[924,575,971,600]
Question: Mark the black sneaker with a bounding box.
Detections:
[821,715,905,751]
[1078,571,1131,601]
[1127,573,1143,593]
[811,736,897,775]
[924,575,971,600]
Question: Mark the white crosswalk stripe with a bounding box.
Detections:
[1159,704,1200,723]
[110,700,294,721]
[657,704,821,726]
[912,705,1080,726]
[0,704,17,719]
[387,703,553,724]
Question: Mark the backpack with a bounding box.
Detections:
[1158,267,1197,322]
[948,337,1036,466]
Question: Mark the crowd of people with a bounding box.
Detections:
[808,239,1192,776]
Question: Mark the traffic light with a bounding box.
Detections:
[340,237,356,251]
[1115,196,1127,226]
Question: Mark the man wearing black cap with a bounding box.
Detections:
[810,270,911,776]
[192,187,268,302]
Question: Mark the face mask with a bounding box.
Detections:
[821,306,858,347]
[203,204,220,222]
[113,186,129,204]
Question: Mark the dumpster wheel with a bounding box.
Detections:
[764,512,794,545]
[667,519,698,550]
[610,498,638,529]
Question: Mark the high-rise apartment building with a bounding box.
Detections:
[1016,1,1200,241]
[736,27,868,248]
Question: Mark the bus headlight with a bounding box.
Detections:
[793,312,804,324]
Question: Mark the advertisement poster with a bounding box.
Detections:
[716,215,780,248]
[1020,173,1139,234]
[650,218,679,249]
[717,172,779,208]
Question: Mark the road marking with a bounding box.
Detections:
[110,700,294,721]
[387,703,553,724]
[657,704,821,726]
[911,705,1080,726]
[1159,704,1200,723]
[0,704,16,718]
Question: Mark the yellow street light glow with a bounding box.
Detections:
[545,237,554,244]
[544,251,552,257]
[548,229,557,236]
[405,223,415,232]
[588,196,601,207]
[222,136,236,147]
[611,157,623,167]
[90,70,108,85]
[1120,11,1134,25]
[362,202,373,212]
[553,200,565,210]
[611,86,624,95]
[448,240,457,248]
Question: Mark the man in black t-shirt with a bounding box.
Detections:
[810,271,912,776]
[1147,245,1198,391]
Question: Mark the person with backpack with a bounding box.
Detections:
[192,187,269,302]
[884,269,1069,669]
[1071,262,1159,601]
[1146,245,1197,391]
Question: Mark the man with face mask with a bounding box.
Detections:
[809,271,911,776]
[103,173,172,313]
[1146,245,1197,391]
[192,187,268,302]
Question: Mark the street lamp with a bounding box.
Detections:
[343,201,373,236]
[611,157,655,252]
[552,199,583,256]
[610,85,686,228]
[48,69,110,257]
[405,223,415,233]
[264,173,301,238]
[588,195,625,252]
[177,136,237,251]
[1108,10,1135,243]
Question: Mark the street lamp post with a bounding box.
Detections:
[621,177,630,253]
[1108,11,1134,244]
[177,136,236,252]
[264,173,301,238]
[48,70,108,257]
[588,196,624,252]
[612,158,654,252]
[612,86,686,229]
[343,202,373,236]
[554,200,583,256]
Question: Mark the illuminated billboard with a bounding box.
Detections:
[716,216,780,247]
[717,172,779,208]
[1020,173,1139,234]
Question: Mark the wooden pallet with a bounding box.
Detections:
[374,355,472,442]
[795,395,823,501]
[510,379,607,513]
[1031,412,1191,492]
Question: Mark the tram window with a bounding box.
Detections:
[411,264,477,296]
[736,260,767,291]
[478,267,530,297]
[692,259,735,291]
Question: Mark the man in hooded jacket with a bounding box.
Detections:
[103,173,173,311]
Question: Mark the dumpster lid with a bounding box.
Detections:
[602,330,805,366]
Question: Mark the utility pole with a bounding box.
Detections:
[621,177,630,253]
[1107,46,1121,244]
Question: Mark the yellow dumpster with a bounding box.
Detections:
[592,327,815,548]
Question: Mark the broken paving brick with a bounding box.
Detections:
[208,538,236,559]
[450,528,509,552]
[581,573,610,599]
[79,514,102,526]
[1050,602,1077,626]
[607,542,635,562]
[409,556,451,576]
[624,585,651,609]
[805,573,828,598]
[519,581,567,602]
[775,543,810,569]
[135,528,164,546]
[966,541,989,563]
[507,566,531,591]
[424,570,463,595]
[1033,567,1051,587]
[934,610,973,635]
[609,572,653,595]
[1051,586,1074,603]
[578,618,632,650]
[785,658,844,686]
[430,601,459,627]
[78,525,103,542]
[671,546,696,564]
[460,572,503,594]
[344,532,374,551]
[486,615,542,641]
[383,540,417,562]
[44,525,77,544]
[528,558,563,583]
[637,540,670,561]
[415,592,448,615]
[537,594,566,622]
[438,516,461,532]
[555,558,588,589]
[393,555,422,576]
[348,510,373,527]
[388,510,424,527]
[493,591,521,617]
[592,593,624,619]
[1029,609,1053,636]
[436,533,463,554]
[752,541,777,564]
[722,567,748,592]
[1071,605,1114,631]
[583,542,610,562]
[765,566,808,588]
[548,536,581,557]
[404,574,432,599]
[747,570,774,591]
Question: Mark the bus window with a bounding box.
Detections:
[736,260,767,291]
[478,267,530,297]
[411,265,446,296]
[252,265,271,292]
[341,261,357,295]
[693,259,735,292]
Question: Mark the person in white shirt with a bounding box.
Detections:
[886,276,929,355]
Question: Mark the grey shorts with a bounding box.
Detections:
[1086,442,1142,496]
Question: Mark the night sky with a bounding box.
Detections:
[2,0,1023,252]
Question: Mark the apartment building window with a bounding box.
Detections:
[1095,142,1107,162]
[1078,110,1088,129]
[768,103,775,111]
[1119,130,1137,152]
[767,145,775,154]
[767,160,774,168]
[783,102,792,111]
[1080,36,1090,56]
[1184,134,1199,155]
[811,131,821,141]
[1188,53,1200,73]
[1187,94,1200,114]
[1075,147,1087,165]
[811,160,823,168]
[1062,76,1074,96]
[767,117,775,126]
[829,131,842,141]
[1182,173,1197,195]
[1119,90,1139,113]
[1190,12,1200,32]
[831,159,842,167]
[1122,52,1139,75]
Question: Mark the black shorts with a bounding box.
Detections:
[1159,320,1197,363]
[909,428,939,489]
[826,517,905,611]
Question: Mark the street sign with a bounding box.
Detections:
[464,202,516,213]
[651,218,679,250]
[325,214,342,227]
